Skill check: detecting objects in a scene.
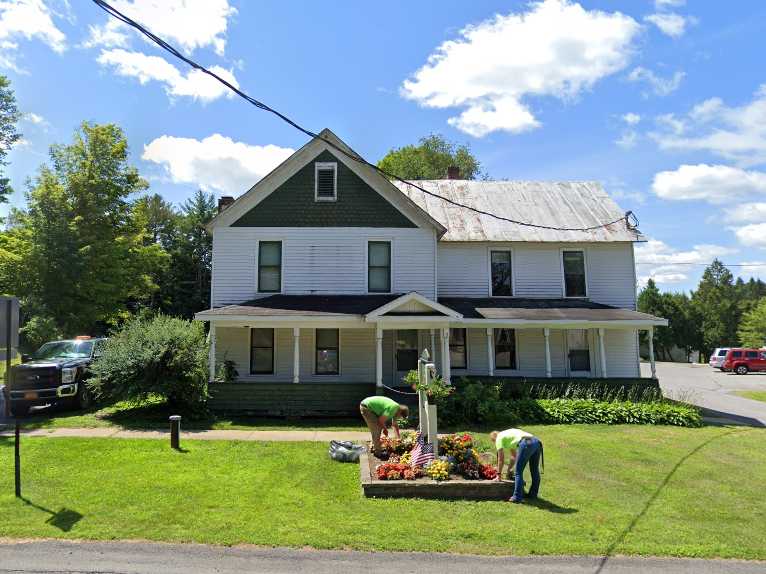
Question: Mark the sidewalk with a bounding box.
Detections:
[0,426,369,442]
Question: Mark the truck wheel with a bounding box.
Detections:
[735,365,749,375]
[10,405,30,417]
[77,385,94,410]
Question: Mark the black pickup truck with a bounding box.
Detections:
[6,337,105,417]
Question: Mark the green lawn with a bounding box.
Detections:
[4,398,367,432]
[734,390,766,404]
[1,425,765,559]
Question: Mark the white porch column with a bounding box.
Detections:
[543,328,552,378]
[648,327,657,379]
[208,323,216,382]
[292,327,300,384]
[430,329,436,361]
[486,328,494,376]
[598,328,607,379]
[441,327,451,384]
[375,326,383,390]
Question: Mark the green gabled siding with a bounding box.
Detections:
[232,150,418,228]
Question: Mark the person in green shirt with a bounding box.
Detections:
[360,396,409,457]
[490,428,543,503]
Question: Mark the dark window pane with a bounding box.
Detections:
[316,328,339,348]
[569,350,591,372]
[746,351,758,358]
[567,329,590,372]
[396,330,418,350]
[368,242,391,266]
[368,268,390,292]
[316,350,339,374]
[732,351,742,357]
[396,349,419,372]
[563,251,586,297]
[251,328,272,347]
[494,328,516,370]
[491,251,512,296]
[251,328,274,374]
[259,242,281,265]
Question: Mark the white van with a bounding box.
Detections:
[709,347,730,369]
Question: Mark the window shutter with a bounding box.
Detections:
[315,163,336,200]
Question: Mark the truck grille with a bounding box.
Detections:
[11,366,60,390]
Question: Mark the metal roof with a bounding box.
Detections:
[392,180,643,243]
[196,294,402,318]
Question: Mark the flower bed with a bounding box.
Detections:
[364,431,505,496]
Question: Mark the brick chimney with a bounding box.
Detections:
[217,196,235,213]
[447,166,460,180]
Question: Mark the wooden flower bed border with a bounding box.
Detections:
[359,452,515,500]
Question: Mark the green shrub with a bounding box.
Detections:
[438,381,702,428]
[462,376,662,402]
[89,315,209,414]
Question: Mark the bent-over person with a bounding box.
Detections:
[359,396,409,457]
[491,428,543,503]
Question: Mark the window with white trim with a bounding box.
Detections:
[250,328,274,374]
[449,328,467,369]
[494,329,517,370]
[314,162,337,201]
[258,241,282,293]
[490,250,513,296]
[368,241,391,293]
[315,329,339,375]
[567,329,591,372]
[563,250,587,297]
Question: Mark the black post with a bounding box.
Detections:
[14,419,20,497]
[170,415,181,450]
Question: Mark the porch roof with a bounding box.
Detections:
[196,294,401,319]
[438,297,666,324]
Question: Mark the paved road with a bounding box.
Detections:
[0,541,763,574]
[643,362,766,426]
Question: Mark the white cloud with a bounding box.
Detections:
[0,0,66,71]
[655,0,685,8]
[627,66,684,97]
[723,202,766,224]
[615,130,638,149]
[635,239,737,286]
[97,48,239,102]
[622,112,641,125]
[85,0,235,55]
[400,0,640,137]
[142,134,294,194]
[24,111,47,125]
[735,224,766,250]
[645,13,693,38]
[651,85,766,167]
[651,164,766,204]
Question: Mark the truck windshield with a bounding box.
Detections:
[32,341,94,360]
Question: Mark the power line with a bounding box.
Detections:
[91,0,638,234]
[636,262,766,267]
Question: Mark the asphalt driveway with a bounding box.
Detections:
[642,362,766,426]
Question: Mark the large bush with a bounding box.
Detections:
[89,315,209,413]
[459,376,662,402]
[438,381,701,428]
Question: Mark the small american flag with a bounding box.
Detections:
[410,432,434,467]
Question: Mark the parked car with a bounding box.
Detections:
[722,348,766,375]
[709,347,730,369]
[7,336,105,417]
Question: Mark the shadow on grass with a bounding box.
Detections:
[526,497,578,514]
[20,497,83,532]
[593,427,754,574]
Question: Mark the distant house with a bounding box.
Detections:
[196,129,666,414]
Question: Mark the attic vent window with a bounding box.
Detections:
[314,162,337,201]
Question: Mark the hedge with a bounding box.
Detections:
[460,376,662,402]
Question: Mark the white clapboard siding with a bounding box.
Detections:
[212,227,436,306]
[437,242,636,309]
[603,329,640,377]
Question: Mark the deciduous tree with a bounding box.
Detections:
[378,134,484,180]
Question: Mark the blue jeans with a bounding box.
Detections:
[513,437,542,501]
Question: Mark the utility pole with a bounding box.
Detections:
[3,297,20,497]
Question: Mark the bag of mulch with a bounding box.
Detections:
[329,440,366,462]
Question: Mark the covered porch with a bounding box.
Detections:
[196,294,666,413]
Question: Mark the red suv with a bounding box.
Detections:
[723,348,766,375]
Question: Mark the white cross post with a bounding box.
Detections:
[417,349,438,453]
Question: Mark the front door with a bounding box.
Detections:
[394,329,419,386]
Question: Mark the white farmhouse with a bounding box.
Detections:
[196,129,666,413]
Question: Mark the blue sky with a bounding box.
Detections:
[2,0,766,292]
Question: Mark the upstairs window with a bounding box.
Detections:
[368,241,391,293]
[563,250,587,297]
[315,162,337,201]
[258,241,282,293]
[490,250,513,296]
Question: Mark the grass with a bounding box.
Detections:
[734,391,766,404]
[4,397,367,432]
[1,425,765,559]
[0,355,19,382]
